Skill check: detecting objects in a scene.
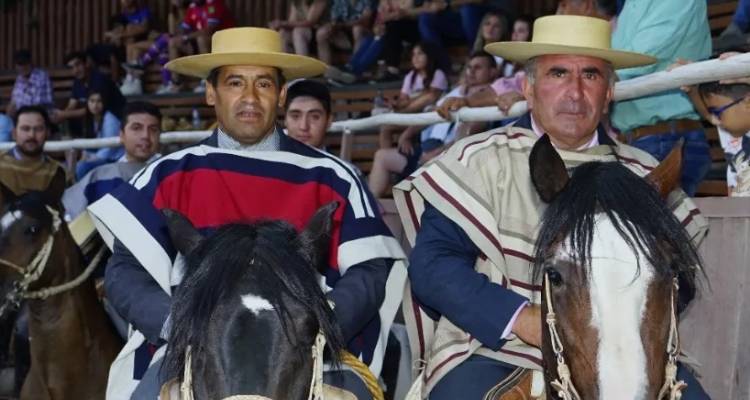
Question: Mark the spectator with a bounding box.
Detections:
[436,17,534,123]
[379,42,449,149]
[166,0,236,93]
[53,51,126,136]
[0,106,66,200]
[63,101,162,219]
[417,0,486,70]
[104,0,152,59]
[0,100,12,142]
[284,79,365,178]
[316,0,376,67]
[75,91,125,180]
[121,0,191,95]
[270,0,330,57]
[6,49,53,117]
[714,0,750,52]
[375,0,427,82]
[556,0,614,19]
[611,0,712,196]
[681,76,750,196]
[369,51,498,197]
[472,11,506,57]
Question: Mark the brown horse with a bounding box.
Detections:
[529,137,703,400]
[0,176,121,400]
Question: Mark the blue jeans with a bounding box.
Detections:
[418,5,484,69]
[348,35,384,76]
[631,129,711,197]
[429,355,710,399]
[733,0,750,32]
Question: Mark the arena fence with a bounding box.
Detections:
[2,53,750,151]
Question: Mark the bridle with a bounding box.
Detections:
[543,273,687,400]
[180,331,327,400]
[0,206,106,317]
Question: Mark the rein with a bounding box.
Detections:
[180,331,327,400]
[543,273,686,400]
[0,207,106,317]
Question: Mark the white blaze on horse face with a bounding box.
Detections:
[241,293,274,315]
[0,210,22,231]
[587,215,653,400]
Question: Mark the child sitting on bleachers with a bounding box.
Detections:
[378,42,448,149]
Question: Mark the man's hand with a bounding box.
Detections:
[511,304,542,348]
[437,97,469,120]
[496,92,525,114]
[397,132,414,155]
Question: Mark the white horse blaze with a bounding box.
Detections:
[586,216,653,400]
[241,293,274,315]
[0,210,22,231]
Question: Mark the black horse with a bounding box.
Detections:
[161,203,345,400]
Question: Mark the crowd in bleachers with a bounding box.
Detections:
[0,0,749,231]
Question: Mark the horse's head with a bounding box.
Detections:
[162,203,345,400]
[0,175,66,315]
[530,136,703,399]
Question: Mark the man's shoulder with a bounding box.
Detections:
[443,124,537,165]
[611,140,660,170]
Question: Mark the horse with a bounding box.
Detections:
[160,202,348,400]
[527,136,704,400]
[0,177,122,399]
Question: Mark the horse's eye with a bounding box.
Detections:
[545,267,563,287]
[24,225,40,236]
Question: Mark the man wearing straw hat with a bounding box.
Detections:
[393,15,710,399]
[88,27,405,400]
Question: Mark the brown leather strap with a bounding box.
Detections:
[628,119,704,142]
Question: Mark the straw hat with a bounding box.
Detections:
[485,15,656,69]
[166,27,327,80]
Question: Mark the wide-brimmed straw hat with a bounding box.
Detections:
[485,15,656,69]
[166,27,327,80]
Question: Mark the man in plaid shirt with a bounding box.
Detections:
[6,50,53,116]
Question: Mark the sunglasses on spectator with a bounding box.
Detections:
[707,96,745,119]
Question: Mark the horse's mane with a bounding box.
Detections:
[163,220,344,381]
[533,162,704,302]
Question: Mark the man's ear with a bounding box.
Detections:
[278,83,288,109]
[205,81,216,106]
[522,75,534,110]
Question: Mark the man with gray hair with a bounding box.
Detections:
[394,15,710,399]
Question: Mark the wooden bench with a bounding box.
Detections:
[708,1,739,36]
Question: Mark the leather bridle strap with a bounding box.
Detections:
[544,272,583,400]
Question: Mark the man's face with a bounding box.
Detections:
[13,112,47,158]
[511,20,531,42]
[523,54,613,150]
[703,93,750,137]
[68,58,87,80]
[206,65,286,145]
[465,56,496,87]
[285,96,332,148]
[120,113,161,163]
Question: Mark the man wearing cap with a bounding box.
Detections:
[89,27,405,400]
[394,15,709,399]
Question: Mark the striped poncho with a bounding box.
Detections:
[393,114,708,397]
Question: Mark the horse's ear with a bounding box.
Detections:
[529,135,570,203]
[42,168,66,208]
[300,202,339,274]
[645,138,683,199]
[162,209,203,255]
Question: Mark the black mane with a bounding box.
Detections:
[163,219,344,381]
[533,162,704,303]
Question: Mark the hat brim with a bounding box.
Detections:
[485,42,656,69]
[165,52,328,80]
